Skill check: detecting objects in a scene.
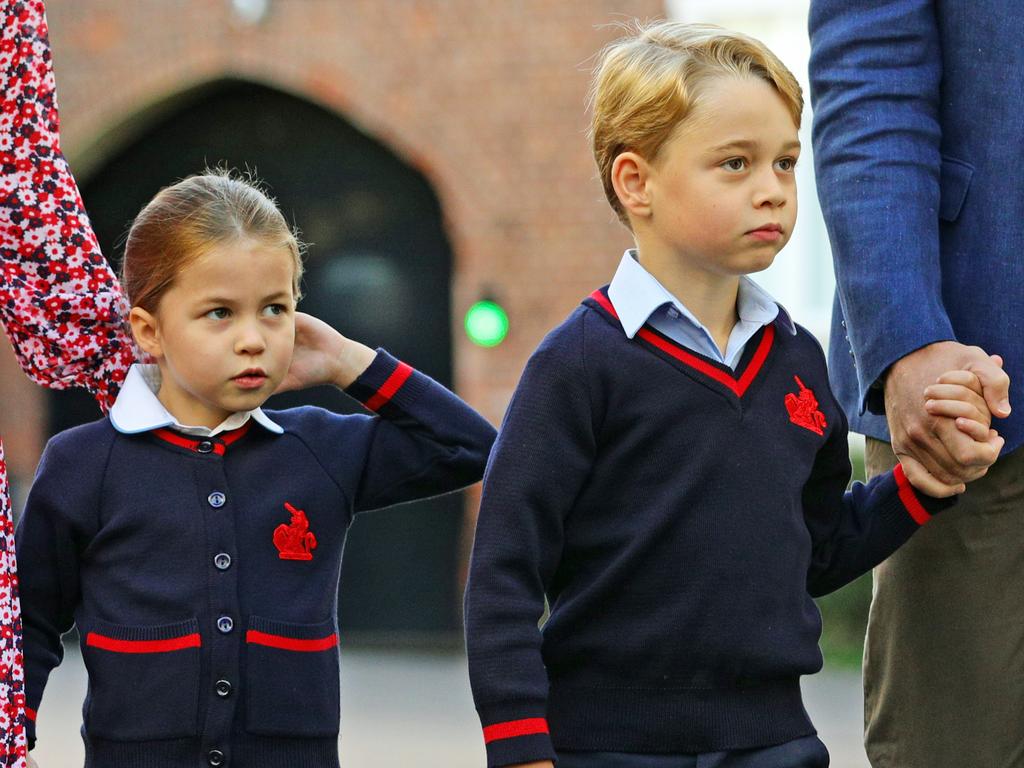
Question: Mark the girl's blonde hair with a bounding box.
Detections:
[589,21,804,226]
[121,168,304,311]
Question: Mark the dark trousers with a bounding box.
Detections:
[863,439,1024,767]
[557,735,829,767]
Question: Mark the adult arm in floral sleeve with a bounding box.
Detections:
[0,1,134,763]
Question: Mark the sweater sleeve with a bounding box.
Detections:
[342,349,496,513]
[803,395,953,597]
[464,318,595,767]
[14,434,101,750]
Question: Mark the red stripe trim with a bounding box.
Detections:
[25,707,36,722]
[483,717,550,744]
[152,428,197,451]
[246,630,338,652]
[589,289,775,398]
[589,288,619,319]
[85,632,202,654]
[152,422,251,455]
[364,362,414,412]
[220,422,251,447]
[893,463,932,525]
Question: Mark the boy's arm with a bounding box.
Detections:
[803,396,956,598]
[464,322,595,768]
[15,439,95,751]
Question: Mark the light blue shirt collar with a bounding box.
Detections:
[109,364,284,436]
[606,250,796,366]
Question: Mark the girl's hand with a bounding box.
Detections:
[27,755,39,768]
[275,312,376,393]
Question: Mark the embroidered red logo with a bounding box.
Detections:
[273,502,318,561]
[785,375,828,436]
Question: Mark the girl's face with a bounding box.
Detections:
[134,238,296,429]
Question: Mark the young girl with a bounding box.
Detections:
[15,170,497,767]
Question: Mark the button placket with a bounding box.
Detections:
[195,461,241,755]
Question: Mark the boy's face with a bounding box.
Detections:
[640,75,800,278]
[138,239,297,429]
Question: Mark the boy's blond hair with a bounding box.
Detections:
[590,21,804,226]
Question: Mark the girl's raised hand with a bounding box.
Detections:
[275,312,377,394]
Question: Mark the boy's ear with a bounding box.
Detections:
[129,306,163,360]
[611,151,653,220]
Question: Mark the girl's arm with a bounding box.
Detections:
[278,312,497,512]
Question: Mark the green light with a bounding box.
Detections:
[465,300,509,347]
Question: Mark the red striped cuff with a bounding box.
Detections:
[482,717,550,744]
[894,463,933,525]
[364,361,414,412]
[246,630,338,652]
[86,632,202,654]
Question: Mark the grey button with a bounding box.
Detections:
[214,553,232,570]
[217,616,234,634]
[215,679,232,697]
[208,750,225,766]
[208,491,226,508]
[197,441,214,454]
[841,319,847,328]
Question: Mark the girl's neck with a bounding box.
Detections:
[634,247,741,356]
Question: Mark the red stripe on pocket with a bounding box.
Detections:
[246,630,338,652]
[85,632,202,654]
[483,717,550,744]
[364,362,414,412]
[894,463,932,525]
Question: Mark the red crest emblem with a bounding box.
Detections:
[784,375,828,436]
[273,502,318,561]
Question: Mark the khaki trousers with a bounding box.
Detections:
[864,439,1024,767]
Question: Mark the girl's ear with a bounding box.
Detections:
[611,150,654,221]
[129,306,163,360]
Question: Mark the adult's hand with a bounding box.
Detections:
[885,341,1009,496]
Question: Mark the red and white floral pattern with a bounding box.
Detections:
[0,2,133,762]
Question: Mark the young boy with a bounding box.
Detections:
[463,21,1003,768]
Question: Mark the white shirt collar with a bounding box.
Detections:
[109,364,284,436]
[606,249,795,338]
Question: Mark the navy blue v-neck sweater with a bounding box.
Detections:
[16,350,496,768]
[464,289,951,767]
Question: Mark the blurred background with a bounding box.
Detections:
[0,0,872,765]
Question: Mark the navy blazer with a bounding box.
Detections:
[810,0,1024,451]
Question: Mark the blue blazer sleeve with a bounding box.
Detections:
[810,0,954,414]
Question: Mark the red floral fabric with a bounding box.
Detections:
[0,1,134,762]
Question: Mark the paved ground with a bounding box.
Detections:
[30,648,869,767]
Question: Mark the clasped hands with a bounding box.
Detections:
[886,341,1011,497]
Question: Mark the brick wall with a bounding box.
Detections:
[0,0,663,504]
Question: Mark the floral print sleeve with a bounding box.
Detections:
[0,1,134,762]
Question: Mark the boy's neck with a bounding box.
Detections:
[634,246,741,357]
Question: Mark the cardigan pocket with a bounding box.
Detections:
[244,615,340,737]
[80,617,201,740]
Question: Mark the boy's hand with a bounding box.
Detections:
[275,312,377,393]
[902,369,1005,497]
[924,370,1003,446]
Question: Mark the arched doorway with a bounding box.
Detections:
[50,79,461,639]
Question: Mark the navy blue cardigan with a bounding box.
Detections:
[17,350,496,768]
[464,290,951,767]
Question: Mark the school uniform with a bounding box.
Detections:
[16,350,496,768]
[464,252,951,768]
